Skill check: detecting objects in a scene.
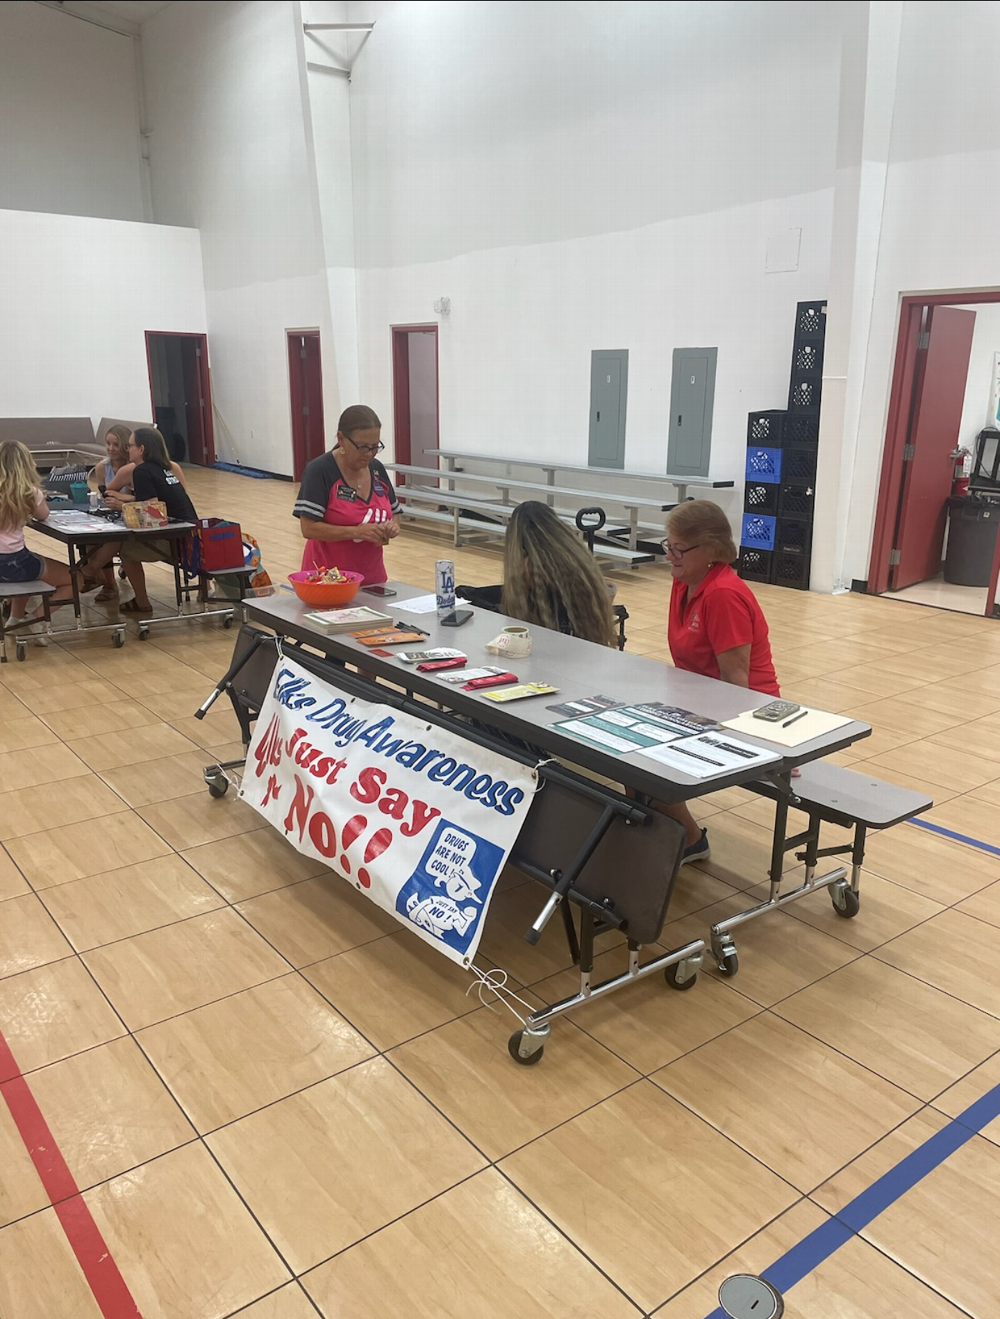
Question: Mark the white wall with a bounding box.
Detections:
[0,2,144,221]
[141,0,334,475]
[0,208,206,429]
[840,1,1000,584]
[347,0,848,520]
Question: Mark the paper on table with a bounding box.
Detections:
[46,511,109,531]
[722,707,854,747]
[640,732,780,780]
[395,593,470,615]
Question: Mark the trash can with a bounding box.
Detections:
[944,497,1000,586]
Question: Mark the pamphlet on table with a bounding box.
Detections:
[302,606,393,631]
[552,701,720,755]
[640,732,780,778]
[394,593,471,615]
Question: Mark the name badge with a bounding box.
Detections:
[336,485,357,502]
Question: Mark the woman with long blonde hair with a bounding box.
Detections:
[0,442,73,622]
[501,501,617,646]
[94,425,132,490]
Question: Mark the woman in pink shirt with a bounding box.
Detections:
[0,442,73,623]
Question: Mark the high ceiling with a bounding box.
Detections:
[40,1,173,35]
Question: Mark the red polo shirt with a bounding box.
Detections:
[668,564,780,695]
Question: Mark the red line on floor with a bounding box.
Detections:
[0,1032,143,1319]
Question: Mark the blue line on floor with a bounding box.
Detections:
[702,1080,1000,1318]
[908,816,1000,859]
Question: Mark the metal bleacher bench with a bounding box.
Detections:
[384,461,667,551]
[391,475,655,569]
[706,760,933,975]
[425,448,735,506]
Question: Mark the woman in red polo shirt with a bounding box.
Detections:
[662,500,780,863]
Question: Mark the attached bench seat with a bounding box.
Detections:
[706,760,933,977]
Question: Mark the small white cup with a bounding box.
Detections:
[89,491,100,510]
[486,626,532,658]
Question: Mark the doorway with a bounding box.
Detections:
[288,330,326,480]
[667,347,717,478]
[144,332,215,465]
[391,325,439,479]
[870,290,1000,617]
[869,292,1000,618]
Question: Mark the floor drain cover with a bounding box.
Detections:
[718,1274,784,1319]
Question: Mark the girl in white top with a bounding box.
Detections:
[93,425,132,491]
[0,442,73,622]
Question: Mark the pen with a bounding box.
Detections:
[783,709,808,728]
[396,622,429,636]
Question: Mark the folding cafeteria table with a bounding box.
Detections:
[199,582,872,1062]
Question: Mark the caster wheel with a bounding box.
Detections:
[112,630,125,648]
[207,778,229,799]
[137,626,150,641]
[665,962,698,991]
[15,641,27,662]
[831,884,860,918]
[223,615,234,630]
[507,1031,544,1065]
[717,951,739,977]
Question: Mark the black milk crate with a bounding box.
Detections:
[744,481,780,516]
[788,374,822,414]
[737,546,773,584]
[782,415,820,449]
[790,338,824,376]
[777,482,815,520]
[774,517,813,557]
[781,444,819,486]
[772,550,811,590]
[794,301,827,338]
[747,409,789,447]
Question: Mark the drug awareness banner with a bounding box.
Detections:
[239,656,536,966]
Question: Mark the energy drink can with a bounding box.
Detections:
[435,559,456,618]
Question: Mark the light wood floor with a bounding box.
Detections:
[2,465,999,1318]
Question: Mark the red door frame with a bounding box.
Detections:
[287,330,325,481]
[868,290,1000,616]
[391,324,439,479]
[143,331,216,465]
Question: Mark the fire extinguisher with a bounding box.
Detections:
[950,446,971,497]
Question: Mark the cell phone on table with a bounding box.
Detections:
[752,700,801,722]
[362,585,397,597]
[439,609,473,627]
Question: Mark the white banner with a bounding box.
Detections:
[239,656,536,966]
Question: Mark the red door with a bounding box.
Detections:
[391,325,439,483]
[891,306,976,590]
[288,332,326,480]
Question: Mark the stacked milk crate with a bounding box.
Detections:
[738,302,825,590]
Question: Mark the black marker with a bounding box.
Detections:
[395,622,429,636]
[783,710,808,729]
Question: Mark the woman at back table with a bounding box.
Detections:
[85,427,198,614]
[293,405,400,584]
[659,500,781,864]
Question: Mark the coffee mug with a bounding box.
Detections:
[486,626,532,658]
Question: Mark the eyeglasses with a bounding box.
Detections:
[659,539,703,558]
[344,435,385,456]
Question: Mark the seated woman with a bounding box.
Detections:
[87,425,133,601]
[92,425,132,493]
[659,499,781,863]
[462,501,618,646]
[0,441,74,624]
[85,427,198,614]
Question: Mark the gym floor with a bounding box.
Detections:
[0,465,998,1319]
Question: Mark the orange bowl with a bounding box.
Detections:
[288,569,364,607]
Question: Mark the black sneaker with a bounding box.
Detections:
[682,828,711,863]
